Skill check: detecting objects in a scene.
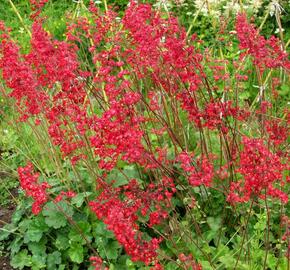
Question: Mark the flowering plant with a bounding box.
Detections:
[0,0,289,269]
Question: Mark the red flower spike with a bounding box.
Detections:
[18,163,50,215]
[236,13,290,73]
[227,137,288,204]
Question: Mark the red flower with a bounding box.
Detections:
[18,163,50,215]
[236,13,290,73]
[227,137,288,204]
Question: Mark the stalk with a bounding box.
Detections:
[8,0,31,37]
[233,199,254,269]
[262,197,271,270]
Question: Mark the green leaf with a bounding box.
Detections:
[105,240,121,260]
[69,221,92,244]
[200,261,212,270]
[28,237,46,256]
[24,216,49,243]
[204,230,216,242]
[68,243,84,263]
[18,219,32,233]
[239,91,250,100]
[8,237,24,255]
[108,170,128,187]
[126,258,136,270]
[254,213,266,232]
[28,239,47,269]
[207,217,221,232]
[71,192,92,207]
[68,229,83,244]
[0,223,16,241]
[93,220,114,238]
[58,265,66,270]
[31,254,46,269]
[47,251,62,270]
[43,201,73,229]
[165,262,179,270]
[11,206,25,224]
[108,166,140,187]
[43,209,66,229]
[279,84,289,96]
[266,254,277,269]
[212,244,230,260]
[219,254,236,268]
[10,249,32,269]
[55,232,70,250]
[123,166,140,179]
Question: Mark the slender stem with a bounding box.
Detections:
[103,0,108,12]
[234,199,254,270]
[8,0,31,37]
[262,197,271,269]
[186,2,205,37]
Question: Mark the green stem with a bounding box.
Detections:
[186,2,205,37]
[8,0,31,37]
[103,0,108,12]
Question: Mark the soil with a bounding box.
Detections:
[0,189,17,270]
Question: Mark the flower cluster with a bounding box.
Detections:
[201,100,249,130]
[178,152,214,187]
[236,13,290,73]
[89,256,108,270]
[0,30,48,120]
[54,190,76,203]
[178,253,203,270]
[29,0,49,18]
[18,163,50,215]
[123,1,205,126]
[227,137,288,204]
[265,119,288,146]
[90,180,158,265]
[90,176,176,265]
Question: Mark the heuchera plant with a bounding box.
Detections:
[0,0,289,269]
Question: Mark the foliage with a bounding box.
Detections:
[0,197,132,269]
